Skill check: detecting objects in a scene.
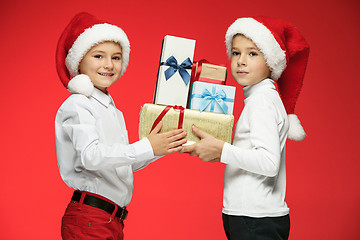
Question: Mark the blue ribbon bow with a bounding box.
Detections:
[161,56,192,85]
[193,86,234,114]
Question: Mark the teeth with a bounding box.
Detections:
[99,73,113,76]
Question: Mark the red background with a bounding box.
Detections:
[1,0,359,239]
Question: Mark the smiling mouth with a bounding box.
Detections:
[98,72,114,77]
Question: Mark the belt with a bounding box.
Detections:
[71,191,128,220]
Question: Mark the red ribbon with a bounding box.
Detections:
[196,77,226,85]
[190,59,209,83]
[190,59,227,85]
[150,105,185,133]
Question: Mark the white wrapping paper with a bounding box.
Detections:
[153,35,196,107]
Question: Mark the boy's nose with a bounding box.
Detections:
[104,58,114,69]
[238,55,246,66]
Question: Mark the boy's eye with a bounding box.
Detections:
[232,51,240,56]
[94,55,102,59]
[113,56,121,60]
[249,52,258,57]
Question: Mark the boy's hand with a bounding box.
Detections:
[147,121,187,156]
[180,125,224,162]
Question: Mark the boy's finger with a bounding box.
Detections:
[150,121,163,135]
[167,146,183,154]
[168,131,187,142]
[169,138,187,149]
[189,151,197,157]
[180,144,195,153]
[161,128,184,137]
[209,158,220,163]
[192,125,208,139]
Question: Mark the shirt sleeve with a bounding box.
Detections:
[59,96,155,171]
[220,104,281,177]
[131,138,161,172]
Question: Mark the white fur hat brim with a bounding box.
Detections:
[225,18,287,80]
[65,23,130,78]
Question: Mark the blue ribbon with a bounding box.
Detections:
[192,85,234,114]
[161,56,192,85]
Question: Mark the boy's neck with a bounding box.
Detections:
[95,86,108,94]
[241,77,270,88]
[243,78,275,98]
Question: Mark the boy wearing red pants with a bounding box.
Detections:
[55,12,187,239]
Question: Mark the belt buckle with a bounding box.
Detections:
[119,208,128,220]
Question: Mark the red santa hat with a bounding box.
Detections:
[56,12,130,96]
[225,17,310,141]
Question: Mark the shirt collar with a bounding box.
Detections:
[91,88,114,108]
[243,78,276,99]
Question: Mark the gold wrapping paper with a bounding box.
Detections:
[139,103,234,145]
[194,62,227,82]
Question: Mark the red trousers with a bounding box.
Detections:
[61,201,124,240]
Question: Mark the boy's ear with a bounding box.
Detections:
[269,67,273,72]
[269,67,273,77]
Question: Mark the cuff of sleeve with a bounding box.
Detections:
[132,138,155,162]
[220,142,231,164]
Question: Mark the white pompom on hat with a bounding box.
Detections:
[56,12,130,96]
[225,17,310,141]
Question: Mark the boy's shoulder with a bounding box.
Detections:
[245,90,287,123]
[58,94,93,111]
[246,90,275,107]
[245,90,281,115]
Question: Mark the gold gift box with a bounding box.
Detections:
[139,103,234,145]
[194,62,227,83]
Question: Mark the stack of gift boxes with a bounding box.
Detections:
[139,35,236,145]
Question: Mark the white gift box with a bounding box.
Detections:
[153,35,196,107]
[189,81,236,115]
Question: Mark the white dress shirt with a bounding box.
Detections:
[221,79,289,217]
[55,88,156,207]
